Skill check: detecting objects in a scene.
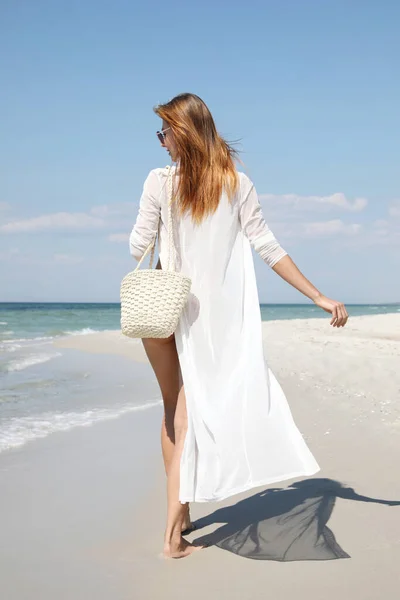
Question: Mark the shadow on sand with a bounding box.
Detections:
[193,478,400,561]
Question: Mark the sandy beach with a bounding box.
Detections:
[1,313,399,599]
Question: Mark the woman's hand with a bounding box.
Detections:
[312,294,349,327]
[270,256,349,327]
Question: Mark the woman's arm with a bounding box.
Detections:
[271,254,321,300]
[272,255,348,327]
[238,174,348,327]
[238,177,288,268]
[129,170,161,261]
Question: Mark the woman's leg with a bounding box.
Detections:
[142,334,192,531]
[142,335,180,473]
[163,384,204,558]
[142,258,183,475]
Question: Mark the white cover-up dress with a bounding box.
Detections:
[129,166,320,503]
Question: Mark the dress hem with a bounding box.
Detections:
[179,464,321,504]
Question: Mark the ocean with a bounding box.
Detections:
[1,301,399,455]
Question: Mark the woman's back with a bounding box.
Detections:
[130,166,287,284]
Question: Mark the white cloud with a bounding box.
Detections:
[0,248,38,264]
[259,192,368,213]
[389,200,400,217]
[336,215,400,250]
[0,201,135,234]
[90,203,134,218]
[0,249,85,265]
[274,219,362,241]
[0,247,20,261]
[302,220,362,237]
[108,233,129,243]
[0,212,105,233]
[53,253,84,265]
[372,219,390,237]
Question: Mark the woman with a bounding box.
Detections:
[129,93,348,559]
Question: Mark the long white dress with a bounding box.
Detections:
[129,166,320,503]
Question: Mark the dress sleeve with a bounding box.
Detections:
[129,170,161,261]
[238,174,288,268]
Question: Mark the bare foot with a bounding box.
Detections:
[163,536,206,559]
[181,506,195,534]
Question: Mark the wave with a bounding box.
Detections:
[2,336,53,344]
[1,328,100,345]
[65,327,99,336]
[0,343,21,353]
[6,353,62,373]
[0,321,7,325]
[0,400,162,452]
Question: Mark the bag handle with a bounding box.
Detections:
[134,165,175,273]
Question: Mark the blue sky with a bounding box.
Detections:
[0,0,399,303]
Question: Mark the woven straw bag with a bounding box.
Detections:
[120,166,192,338]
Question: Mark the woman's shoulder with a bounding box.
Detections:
[142,165,173,189]
[235,170,255,197]
[146,165,175,179]
[236,170,253,183]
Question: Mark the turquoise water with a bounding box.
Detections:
[0,302,398,454]
[1,302,399,343]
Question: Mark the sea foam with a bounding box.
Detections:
[6,353,62,373]
[0,400,162,452]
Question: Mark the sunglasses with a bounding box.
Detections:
[156,127,170,143]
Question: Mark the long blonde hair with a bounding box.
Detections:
[154,93,239,224]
